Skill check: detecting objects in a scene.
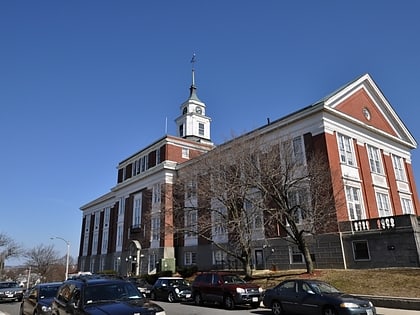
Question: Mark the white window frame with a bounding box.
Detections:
[101,230,108,254]
[184,252,197,265]
[392,154,406,181]
[133,194,142,228]
[289,247,304,264]
[367,145,383,174]
[345,185,365,220]
[337,133,355,166]
[153,183,161,205]
[292,136,305,164]
[182,147,189,159]
[185,210,198,238]
[104,207,110,228]
[376,191,392,217]
[151,215,161,242]
[401,197,414,214]
[198,122,204,136]
[116,223,124,251]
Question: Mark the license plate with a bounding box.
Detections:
[186,294,191,298]
[7,294,13,298]
[252,297,258,302]
[366,309,373,315]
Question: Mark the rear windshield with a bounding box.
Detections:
[0,282,19,289]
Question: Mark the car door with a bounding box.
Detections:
[294,281,321,314]
[276,280,299,314]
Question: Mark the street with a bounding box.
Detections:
[2,299,420,315]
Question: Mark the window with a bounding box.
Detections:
[213,250,227,266]
[184,252,197,265]
[92,231,98,255]
[116,223,123,250]
[186,180,197,199]
[287,189,308,224]
[118,197,125,216]
[345,186,364,220]
[392,154,406,181]
[151,216,160,241]
[156,148,161,164]
[140,155,148,172]
[185,210,198,237]
[94,212,100,230]
[401,197,414,214]
[153,184,161,205]
[148,253,158,273]
[352,240,370,261]
[179,124,184,137]
[212,207,227,236]
[198,123,204,136]
[292,136,304,164]
[133,194,142,228]
[104,207,110,228]
[289,247,304,264]
[182,147,189,159]
[376,192,392,217]
[101,230,108,254]
[337,134,355,166]
[367,145,383,174]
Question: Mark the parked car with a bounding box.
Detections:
[191,272,263,309]
[20,282,62,315]
[51,275,165,315]
[263,279,376,315]
[150,277,191,302]
[0,281,24,302]
[127,277,153,297]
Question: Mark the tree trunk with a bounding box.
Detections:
[297,236,314,274]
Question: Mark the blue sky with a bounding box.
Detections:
[1,1,419,266]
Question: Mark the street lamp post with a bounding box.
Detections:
[51,236,70,280]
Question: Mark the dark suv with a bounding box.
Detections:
[191,272,263,309]
[51,275,165,315]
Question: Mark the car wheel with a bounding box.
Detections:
[271,301,283,315]
[167,292,175,303]
[194,293,203,306]
[323,306,337,315]
[224,295,235,310]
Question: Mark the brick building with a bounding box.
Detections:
[78,71,420,275]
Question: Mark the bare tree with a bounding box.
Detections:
[174,133,341,275]
[0,232,22,278]
[245,136,341,274]
[23,244,61,281]
[174,136,265,278]
[0,232,22,259]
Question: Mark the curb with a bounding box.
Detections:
[356,295,420,311]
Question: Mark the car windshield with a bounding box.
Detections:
[168,279,189,286]
[39,286,60,299]
[221,275,245,284]
[84,283,143,304]
[0,282,19,289]
[309,282,341,294]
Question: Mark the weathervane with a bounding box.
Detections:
[191,52,196,69]
[190,53,197,86]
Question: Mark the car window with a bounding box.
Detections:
[84,283,142,304]
[221,275,245,284]
[39,286,60,299]
[310,282,341,294]
[277,281,296,293]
